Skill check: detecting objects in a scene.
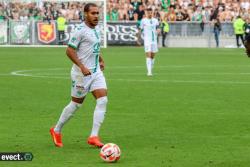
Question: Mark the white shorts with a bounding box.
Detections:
[71,70,107,98]
[144,43,158,53]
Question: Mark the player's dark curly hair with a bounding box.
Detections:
[84,3,97,12]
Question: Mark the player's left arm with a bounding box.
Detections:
[156,19,161,34]
[99,54,105,71]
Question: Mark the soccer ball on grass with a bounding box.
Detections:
[100,143,121,162]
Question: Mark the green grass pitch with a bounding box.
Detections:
[0,47,250,167]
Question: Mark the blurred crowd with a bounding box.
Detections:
[0,1,98,22]
[0,0,249,22]
[107,0,250,22]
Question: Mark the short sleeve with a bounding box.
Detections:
[68,30,83,49]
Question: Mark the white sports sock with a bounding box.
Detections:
[54,101,82,133]
[151,58,155,70]
[90,96,108,137]
[146,58,152,74]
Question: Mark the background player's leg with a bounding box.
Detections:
[151,52,155,70]
[146,52,152,76]
[54,97,85,133]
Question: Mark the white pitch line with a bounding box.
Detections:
[108,78,250,85]
[22,72,250,76]
[8,68,250,85]
[107,72,250,76]
[10,72,250,85]
[105,65,250,69]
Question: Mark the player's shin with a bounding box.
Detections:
[151,58,155,69]
[54,101,82,133]
[146,57,152,75]
[90,96,108,137]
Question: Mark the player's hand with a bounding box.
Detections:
[100,61,105,71]
[80,65,91,76]
[157,29,160,34]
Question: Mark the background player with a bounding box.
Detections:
[245,33,250,57]
[50,3,107,148]
[140,8,160,76]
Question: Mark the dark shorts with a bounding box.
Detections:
[246,34,250,42]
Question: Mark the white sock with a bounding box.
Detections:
[54,101,82,133]
[146,58,152,74]
[90,96,108,137]
[151,58,155,70]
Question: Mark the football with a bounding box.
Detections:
[100,143,121,162]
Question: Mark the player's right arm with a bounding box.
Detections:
[67,30,91,76]
[139,19,144,31]
[66,47,91,75]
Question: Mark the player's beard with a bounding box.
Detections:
[85,19,98,28]
[92,19,98,26]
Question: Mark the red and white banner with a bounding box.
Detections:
[37,22,57,44]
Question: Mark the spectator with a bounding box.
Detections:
[118,4,127,20]
[154,8,161,21]
[127,5,135,20]
[241,0,249,10]
[182,9,190,21]
[0,3,5,21]
[135,5,145,45]
[213,18,221,47]
[106,7,111,21]
[57,12,66,45]
[111,6,119,21]
[202,6,211,22]
[131,0,142,11]
[176,6,184,21]
[233,15,245,47]
[135,4,145,21]
[167,5,176,21]
[161,15,169,47]
[0,0,249,23]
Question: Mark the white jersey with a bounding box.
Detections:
[140,18,159,45]
[68,22,101,74]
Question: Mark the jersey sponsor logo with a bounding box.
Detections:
[93,42,100,54]
[37,22,56,44]
[76,85,85,96]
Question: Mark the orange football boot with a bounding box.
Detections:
[87,136,104,148]
[50,127,63,147]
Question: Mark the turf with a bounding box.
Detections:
[0,47,250,167]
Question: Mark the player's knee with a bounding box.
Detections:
[69,101,82,110]
[96,96,108,108]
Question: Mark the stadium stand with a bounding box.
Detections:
[0,0,249,22]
